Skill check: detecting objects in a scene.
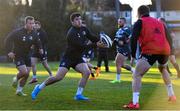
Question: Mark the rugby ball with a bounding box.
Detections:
[100,33,112,48]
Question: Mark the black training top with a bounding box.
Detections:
[5,27,42,57]
[64,26,99,60]
[34,28,48,51]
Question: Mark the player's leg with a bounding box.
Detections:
[158,55,176,102]
[104,54,109,72]
[74,63,91,100]
[15,65,30,96]
[13,58,28,88]
[42,59,52,76]
[166,64,172,76]
[31,57,69,100]
[110,53,126,83]
[29,57,38,84]
[122,64,135,73]
[31,67,68,100]
[87,63,95,79]
[96,55,102,77]
[123,55,152,109]
[169,55,180,78]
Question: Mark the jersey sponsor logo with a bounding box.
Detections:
[17,61,21,66]
[82,31,86,36]
[88,50,92,54]
[154,28,161,34]
[77,33,81,38]
[61,62,66,66]
[29,36,33,40]
[22,36,26,41]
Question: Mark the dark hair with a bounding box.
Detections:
[138,5,150,16]
[158,17,166,23]
[25,16,34,24]
[35,20,41,25]
[119,17,126,22]
[70,12,81,22]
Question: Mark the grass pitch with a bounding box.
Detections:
[0,60,179,110]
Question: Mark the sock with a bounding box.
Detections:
[116,73,120,81]
[166,84,174,96]
[33,75,37,79]
[133,92,140,105]
[39,82,46,90]
[131,68,135,74]
[17,84,23,92]
[13,76,17,82]
[76,87,84,95]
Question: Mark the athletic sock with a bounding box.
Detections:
[17,84,23,92]
[166,84,174,96]
[39,82,46,90]
[116,73,120,81]
[133,92,140,105]
[33,75,37,79]
[76,87,84,95]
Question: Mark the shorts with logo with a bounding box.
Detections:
[117,47,130,57]
[14,55,31,67]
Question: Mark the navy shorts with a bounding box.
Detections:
[139,54,169,66]
[59,56,85,70]
[14,56,31,67]
[117,47,130,57]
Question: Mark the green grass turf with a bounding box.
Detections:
[0,60,180,110]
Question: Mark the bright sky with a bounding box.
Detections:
[21,0,32,6]
[119,0,152,24]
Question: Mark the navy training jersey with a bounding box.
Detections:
[114,26,131,51]
[33,28,48,52]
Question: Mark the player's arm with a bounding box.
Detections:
[85,28,107,48]
[164,25,173,54]
[131,19,142,58]
[68,32,97,50]
[41,29,48,44]
[68,32,104,50]
[86,28,100,43]
[114,34,129,46]
[130,19,142,66]
[124,27,132,43]
[113,29,123,46]
[4,31,16,59]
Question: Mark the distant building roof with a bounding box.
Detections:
[119,0,180,11]
[151,0,180,11]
